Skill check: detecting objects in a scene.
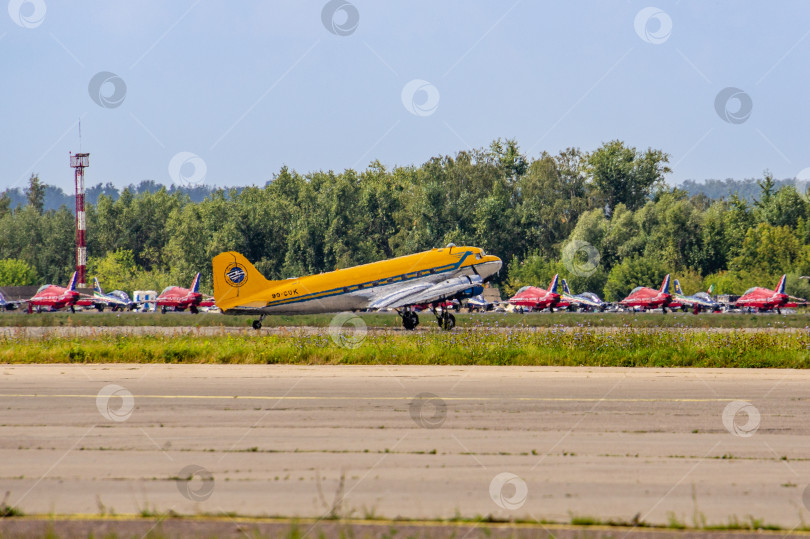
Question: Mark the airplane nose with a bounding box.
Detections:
[480,256,502,278]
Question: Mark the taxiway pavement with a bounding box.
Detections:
[1,365,808,528]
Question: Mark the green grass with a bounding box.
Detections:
[1,326,809,367]
[1,310,809,329]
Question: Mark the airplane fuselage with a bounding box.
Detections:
[217,247,501,316]
[619,289,671,309]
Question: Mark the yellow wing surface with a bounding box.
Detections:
[213,247,496,313]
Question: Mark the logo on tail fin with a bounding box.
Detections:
[707,284,715,295]
[776,274,787,294]
[562,278,571,295]
[94,277,104,295]
[224,263,248,288]
[660,274,670,295]
[673,279,683,295]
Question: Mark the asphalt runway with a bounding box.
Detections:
[1,365,810,530]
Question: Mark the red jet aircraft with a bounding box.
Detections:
[156,273,214,314]
[735,274,800,313]
[619,274,674,313]
[28,272,80,313]
[508,274,565,311]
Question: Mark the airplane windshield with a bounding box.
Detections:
[160,287,173,296]
[629,287,643,294]
[742,287,757,295]
[36,285,49,294]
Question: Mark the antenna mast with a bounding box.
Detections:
[70,152,90,288]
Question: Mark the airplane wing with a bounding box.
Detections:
[369,275,483,310]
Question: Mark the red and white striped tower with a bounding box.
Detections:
[70,152,89,288]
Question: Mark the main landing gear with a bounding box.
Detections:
[397,305,455,331]
[252,314,265,330]
[398,310,419,331]
[432,305,455,331]
[430,303,456,331]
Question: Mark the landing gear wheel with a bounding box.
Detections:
[190,305,199,314]
[437,312,455,331]
[252,320,262,330]
[402,311,419,331]
[161,306,167,314]
[96,305,104,312]
[70,306,75,313]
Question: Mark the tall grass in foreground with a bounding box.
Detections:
[0,311,809,329]
[1,327,808,367]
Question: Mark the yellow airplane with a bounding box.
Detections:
[212,244,502,330]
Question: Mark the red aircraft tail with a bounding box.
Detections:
[190,273,201,293]
[659,274,671,295]
[66,271,78,291]
[775,274,787,295]
[548,274,559,295]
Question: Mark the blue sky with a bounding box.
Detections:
[3,1,810,192]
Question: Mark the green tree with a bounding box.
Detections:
[603,256,668,302]
[756,184,807,228]
[586,140,671,214]
[722,194,754,262]
[25,174,46,214]
[0,258,38,286]
[699,201,728,275]
[731,223,800,275]
[0,192,11,219]
[516,149,588,259]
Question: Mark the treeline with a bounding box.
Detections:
[681,177,809,203]
[4,173,802,214]
[0,139,808,302]
[1,180,220,212]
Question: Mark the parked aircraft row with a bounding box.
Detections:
[2,245,804,327]
[508,274,803,314]
[0,274,214,314]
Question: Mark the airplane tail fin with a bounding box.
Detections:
[660,274,671,295]
[707,283,715,295]
[213,252,277,310]
[673,279,683,295]
[562,278,571,295]
[549,274,559,294]
[190,273,201,293]
[93,277,104,296]
[67,272,78,291]
[776,274,787,294]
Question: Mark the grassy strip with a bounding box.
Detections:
[2,328,809,367]
[0,311,809,329]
